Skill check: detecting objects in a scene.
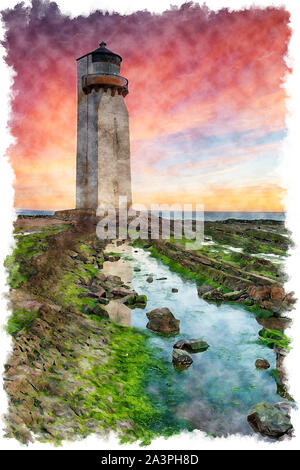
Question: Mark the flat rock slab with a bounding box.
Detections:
[173,338,209,353]
[146,308,180,335]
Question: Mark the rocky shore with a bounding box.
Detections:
[3,214,295,443]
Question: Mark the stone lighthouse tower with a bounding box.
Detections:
[76,41,132,210]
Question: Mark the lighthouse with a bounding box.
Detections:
[76,41,132,210]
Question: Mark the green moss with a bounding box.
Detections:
[150,246,224,289]
[6,309,37,336]
[4,225,71,289]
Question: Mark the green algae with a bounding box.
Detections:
[45,318,188,445]
[6,308,37,336]
[258,328,291,350]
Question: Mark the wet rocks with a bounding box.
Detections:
[173,338,209,353]
[110,287,137,298]
[95,272,107,282]
[82,304,109,318]
[202,287,224,301]
[105,255,121,262]
[255,358,270,369]
[146,276,153,283]
[172,288,178,293]
[146,308,180,335]
[197,284,215,296]
[172,348,193,370]
[247,285,295,315]
[247,402,293,439]
[134,267,141,272]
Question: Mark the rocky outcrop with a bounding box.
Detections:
[247,285,295,315]
[198,284,295,316]
[172,348,193,369]
[247,402,293,439]
[173,338,209,353]
[146,308,180,335]
[152,240,278,291]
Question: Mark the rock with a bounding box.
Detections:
[197,284,215,296]
[146,308,180,335]
[256,316,290,332]
[134,267,141,272]
[146,276,153,283]
[274,402,292,417]
[247,402,293,439]
[95,287,106,298]
[82,304,93,315]
[110,287,137,297]
[173,338,209,353]
[172,288,178,293]
[92,304,109,318]
[172,349,193,369]
[156,277,167,280]
[66,250,79,258]
[95,272,106,282]
[104,254,120,262]
[255,358,270,369]
[116,240,124,246]
[202,287,224,301]
[106,275,122,283]
[223,290,246,301]
[271,286,286,301]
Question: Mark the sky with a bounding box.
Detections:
[0,1,291,211]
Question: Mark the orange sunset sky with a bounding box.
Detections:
[1,1,291,211]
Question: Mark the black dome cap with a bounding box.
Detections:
[77,41,122,64]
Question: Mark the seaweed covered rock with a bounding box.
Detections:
[173,338,209,353]
[247,402,293,439]
[146,308,180,335]
[172,348,193,370]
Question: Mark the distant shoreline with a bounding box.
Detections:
[15,209,285,222]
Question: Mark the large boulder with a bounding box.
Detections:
[172,349,193,369]
[173,338,209,353]
[146,308,180,335]
[247,402,293,439]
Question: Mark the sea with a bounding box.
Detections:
[16,209,285,222]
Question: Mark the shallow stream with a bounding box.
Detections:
[103,242,281,437]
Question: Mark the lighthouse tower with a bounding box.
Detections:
[76,41,132,210]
